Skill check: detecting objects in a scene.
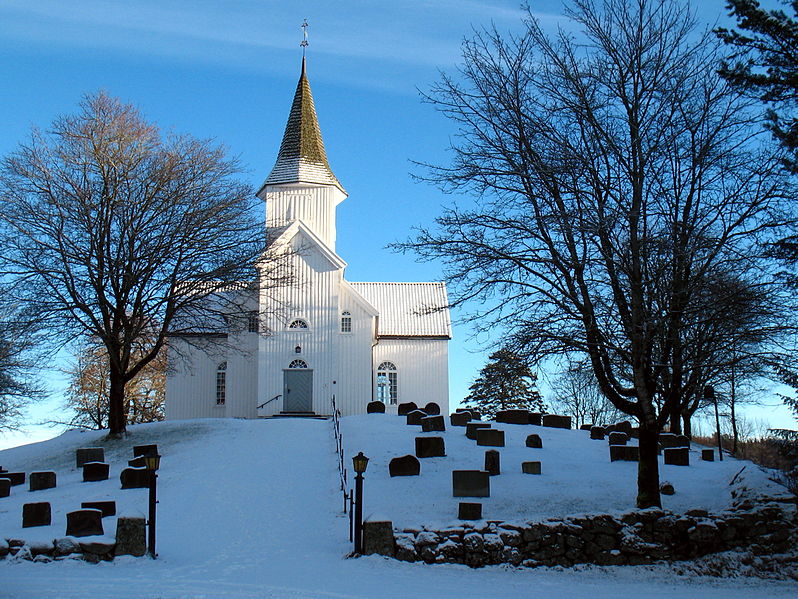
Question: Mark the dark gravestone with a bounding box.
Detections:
[406,410,426,425]
[82,462,110,482]
[22,502,51,527]
[389,455,421,477]
[421,415,446,432]
[424,402,441,415]
[608,432,628,446]
[81,501,116,517]
[629,427,640,439]
[660,481,675,495]
[609,445,640,462]
[133,444,159,458]
[579,423,594,431]
[29,471,56,492]
[658,433,684,449]
[675,435,690,448]
[468,409,482,421]
[604,424,617,435]
[366,401,386,414]
[590,426,605,440]
[66,509,104,537]
[121,467,150,489]
[664,447,690,466]
[115,516,146,557]
[3,472,25,486]
[397,402,418,416]
[614,420,633,436]
[542,414,572,429]
[496,409,530,425]
[452,470,490,497]
[0,478,10,498]
[458,502,482,520]
[525,434,543,448]
[414,437,446,458]
[528,412,542,426]
[484,450,500,476]
[450,412,471,427]
[363,520,395,557]
[701,449,715,462]
[465,422,491,440]
[76,447,104,468]
[128,456,147,468]
[476,428,505,447]
[522,461,542,474]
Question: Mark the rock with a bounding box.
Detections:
[450,412,471,427]
[463,532,484,552]
[458,502,482,520]
[495,409,530,425]
[82,462,110,482]
[363,520,395,556]
[33,554,53,563]
[521,461,542,475]
[590,426,605,440]
[79,539,116,557]
[608,432,628,446]
[465,422,491,440]
[405,410,426,425]
[415,436,446,458]
[542,414,572,429]
[389,455,421,477]
[133,444,159,457]
[76,447,104,468]
[0,478,10,498]
[397,402,418,416]
[29,471,57,492]
[120,467,150,489]
[66,509,104,537]
[452,470,490,497]
[420,415,445,432]
[29,540,53,556]
[701,449,715,462]
[525,434,543,448]
[53,537,81,556]
[476,428,505,447]
[484,533,503,552]
[609,445,640,462]
[366,401,386,414]
[22,502,51,527]
[423,402,441,415]
[0,539,8,558]
[394,534,418,562]
[660,481,675,495]
[484,450,500,476]
[664,447,690,466]
[81,501,116,517]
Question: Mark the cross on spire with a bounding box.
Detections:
[300,19,309,53]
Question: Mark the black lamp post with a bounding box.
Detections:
[144,454,161,558]
[352,451,369,554]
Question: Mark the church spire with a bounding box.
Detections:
[262,37,344,193]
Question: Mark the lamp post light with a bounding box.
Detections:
[143,454,161,558]
[352,451,369,554]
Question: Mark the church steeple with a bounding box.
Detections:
[261,57,344,193]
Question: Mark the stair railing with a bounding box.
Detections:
[257,394,282,411]
[331,394,348,514]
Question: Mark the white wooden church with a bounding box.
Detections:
[166,58,451,419]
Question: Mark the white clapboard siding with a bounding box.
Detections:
[373,338,449,415]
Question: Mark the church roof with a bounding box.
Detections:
[262,57,344,193]
[350,282,451,339]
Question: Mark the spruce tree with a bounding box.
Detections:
[463,349,545,418]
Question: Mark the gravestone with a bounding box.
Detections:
[120,467,150,489]
[366,401,386,414]
[450,412,471,427]
[76,447,104,468]
[701,449,715,462]
[528,412,542,426]
[82,462,110,482]
[542,414,572,429]
[22,502,51,527]
[0,466,6,473]
[604,424,617,435]
[81,501,116,517]
[629,427,640,439]
[496,409,530,425]
[389,455,421,477]
[363,520,395,557]
[2,472,25,486]
[525,434,543,448]
[467,409,482,421]
[579,423,593,431]
[115,516,146,557]
[590,426,605,440]
[128,456,147,468]
[66,509,104,537]
[0,478,10,498]
[660,481,675,495]
[29,471,56,492]
[484,449,500,476]
[424,402,441,415]
[675,435,690,448]
[664,447,690,466]
[465,422,491,440]
[414,437,446,458]
[608,432,628,446]
[522,461,542,474]
[609,445,640,462]
[458,502,482,520]
[133,444,159,458]
[406,410,426,426]
[420,415,446,432]
[452,470,490,497]
[476,428,505,447]
[614,420,633,436]
[397,402,418,416]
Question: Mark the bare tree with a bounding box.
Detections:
[0,298,44,431]
[0,92,282,437]
[398,0,791,507]
[549,361,621,428]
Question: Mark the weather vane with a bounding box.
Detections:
[301,19,309,52]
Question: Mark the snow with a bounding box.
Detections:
[1,416,796,598]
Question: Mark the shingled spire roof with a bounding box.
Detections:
[262,57,344,193]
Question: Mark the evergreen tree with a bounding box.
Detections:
[464,349,545,418]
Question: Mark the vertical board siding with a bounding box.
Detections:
[373,339,449,415]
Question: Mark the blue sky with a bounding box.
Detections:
[1,0,794,448]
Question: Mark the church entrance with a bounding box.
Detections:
[283,368,313,413]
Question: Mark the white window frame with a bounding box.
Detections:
[376,361,398,405]
[216,362,227,405]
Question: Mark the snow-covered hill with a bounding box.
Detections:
[0,416,796,598]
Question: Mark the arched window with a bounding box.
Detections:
[376,361,398,405]
[289,359,308,369]
[288,319,309,330]
[216,362,227,405]
[341,311,352,333]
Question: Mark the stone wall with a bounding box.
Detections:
[367,499,797,568]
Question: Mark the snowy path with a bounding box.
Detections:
[2,418,797,598]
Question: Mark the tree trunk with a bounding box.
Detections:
[636,422,662,508]
[669,407,682,434]
[682,413,692,439]
[108,365,127,437]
